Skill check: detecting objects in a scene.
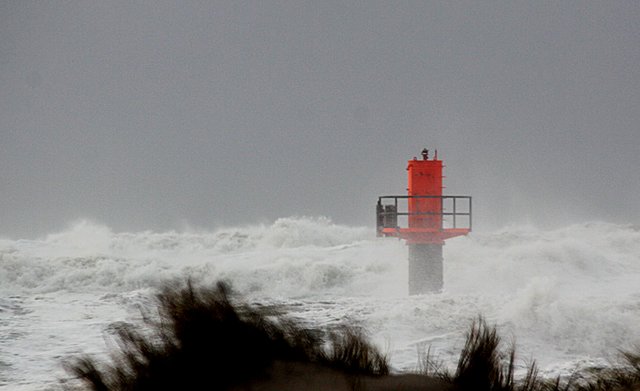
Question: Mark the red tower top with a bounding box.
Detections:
[376,149,471,244]
[407,150,444,232]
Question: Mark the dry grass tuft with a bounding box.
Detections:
[64,280,389,390]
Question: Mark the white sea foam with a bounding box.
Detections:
[1,218,639,389]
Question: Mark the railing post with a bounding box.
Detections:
[469,197,472,231]
[439,195,443,230]
[453,197,457,229]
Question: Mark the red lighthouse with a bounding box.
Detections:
[377,149,471,294]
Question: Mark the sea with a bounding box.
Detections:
[1,217,640,390]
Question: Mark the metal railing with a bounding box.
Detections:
[376,195,472,232]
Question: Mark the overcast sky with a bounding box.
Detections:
[1,1,639,238]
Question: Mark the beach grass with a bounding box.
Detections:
[63,281,640,391]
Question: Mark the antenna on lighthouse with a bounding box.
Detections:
[376,148,471,294]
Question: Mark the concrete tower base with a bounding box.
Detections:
[408,244,443,295]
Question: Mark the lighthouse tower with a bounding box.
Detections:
[376,149,471,294]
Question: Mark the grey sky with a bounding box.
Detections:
[1,1,639,238]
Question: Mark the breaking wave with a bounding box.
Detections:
[1,217,640,379]
[0,217,378,295]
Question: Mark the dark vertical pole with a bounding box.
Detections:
[469,197,472,231]
[376,200,384,237]
[408,243,443,294]
[453,197,457,229]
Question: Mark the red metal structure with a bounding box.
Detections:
[377,148,471,294]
